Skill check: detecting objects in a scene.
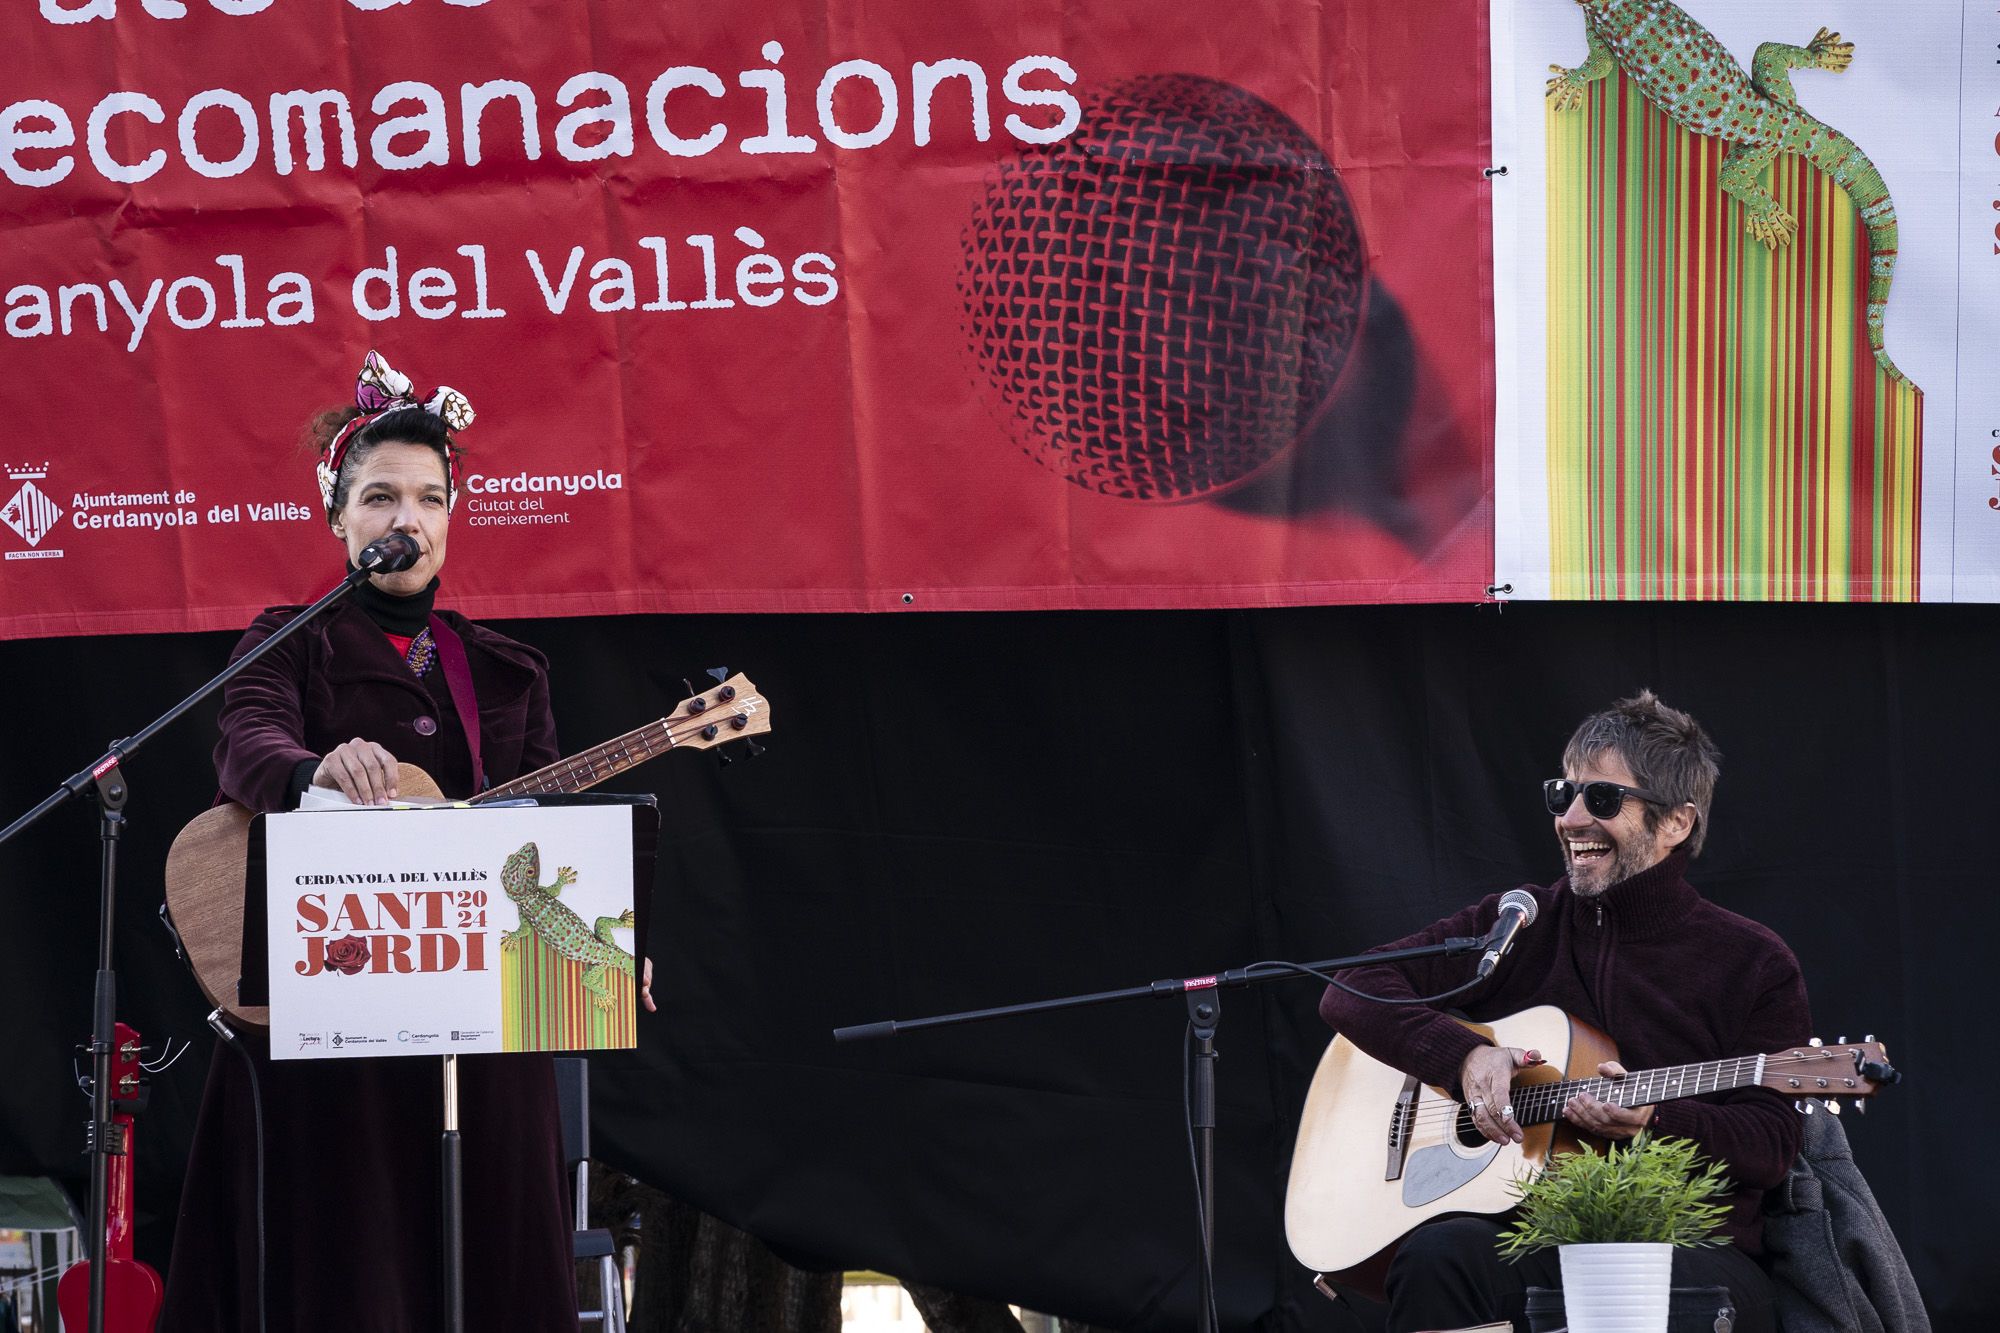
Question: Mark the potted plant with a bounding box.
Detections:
[1495,1133,1733,1333]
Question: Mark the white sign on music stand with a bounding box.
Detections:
[261,802,638,1060]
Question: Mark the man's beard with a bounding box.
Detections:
[1568,837,1654,897]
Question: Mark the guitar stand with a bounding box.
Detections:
[831,933,1489,1333]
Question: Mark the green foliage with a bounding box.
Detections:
[1495,1133,1733,1257]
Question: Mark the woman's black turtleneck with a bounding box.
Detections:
[348,568,439,635]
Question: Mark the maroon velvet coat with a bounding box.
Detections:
[161,600,579,1333]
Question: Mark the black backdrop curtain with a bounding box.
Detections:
[0,600,1984,1329]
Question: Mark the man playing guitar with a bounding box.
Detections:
[1317,691,1809,1332]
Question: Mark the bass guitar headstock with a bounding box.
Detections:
[670,671,772,754]
[1759,1035,1900,1117]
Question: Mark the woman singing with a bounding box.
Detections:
[162,351,581,1332]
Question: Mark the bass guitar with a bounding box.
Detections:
[1283,1005,1896,1296]
[164,672,771,1027]
[57,1021,165,1332]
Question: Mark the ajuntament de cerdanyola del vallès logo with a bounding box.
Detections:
[2,463,63,558]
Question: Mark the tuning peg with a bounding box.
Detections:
[1808,1037,1823,1048]
[1864,1034,1875,1043]
[746,739,766,757]
[1854,1099,1868,1116]
[707,666,729,682]
[1824,1098,1842,1116]
[1796,1099,1816,1115]
[1836,1035,1846,1045]
[715,749,733,768]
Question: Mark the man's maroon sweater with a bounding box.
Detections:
[1316,846,1811,1252]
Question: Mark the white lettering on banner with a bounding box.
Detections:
[911,60,990,147]
[86,93,167,183]
[1000,57,1080,144]
[461,80,539,165]
[463,470,624,497]
[553,73,633,161]
[178,88,259,179]
[351,245,505,322]
[1,53,1081,187]
[270,90,359,175]
[737,42,816,155]
[1,462,316,559]
[1,100,75,187]
[816,60,899,151]
[524,233,834,313]
[3,233,833,349]
[5,255,312,350]
[38,0,475,17]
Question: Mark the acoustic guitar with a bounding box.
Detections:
[57,1021,165,1333]
[164,672,771,1027]
[1283,1005,1896,1296]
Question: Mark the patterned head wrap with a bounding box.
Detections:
[316,350,476,514]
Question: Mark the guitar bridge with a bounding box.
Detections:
[1386,1073,1418,1181]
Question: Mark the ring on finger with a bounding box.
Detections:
[1501,1104,1515,1120]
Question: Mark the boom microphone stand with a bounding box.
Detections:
[0,534,419,1333]
[833,934,1494,1333]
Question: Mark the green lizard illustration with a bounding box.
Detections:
[1548,0,1908,383]
[499,841,635,1010]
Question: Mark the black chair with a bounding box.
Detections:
[555,1058,628,1333]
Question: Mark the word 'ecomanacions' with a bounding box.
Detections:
[1,45,1081,188]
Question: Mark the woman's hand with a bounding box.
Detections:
[311,738,401,805]
[641,957,656,1013]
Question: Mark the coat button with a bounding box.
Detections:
[413,716,438,736]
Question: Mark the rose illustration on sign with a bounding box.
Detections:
[323,935,371,976]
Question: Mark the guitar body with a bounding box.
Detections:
[164,765,443,1027]
[1284,1006,1613,1294]
[56,1260,165,1333]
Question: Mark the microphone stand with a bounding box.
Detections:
[0,552,403,1333]
[833,935,1489,1333]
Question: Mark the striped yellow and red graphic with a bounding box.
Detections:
[501,930,638,1053]
[1545,71,1922,601]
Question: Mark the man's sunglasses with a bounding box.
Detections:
[1542,778,1666,819]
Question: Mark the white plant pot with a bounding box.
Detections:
[1558,1241,1674,1333]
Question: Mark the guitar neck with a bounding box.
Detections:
[1511,1054,1765,1125]
[478,718,680,800]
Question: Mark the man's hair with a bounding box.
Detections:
[1561,690,1721,856]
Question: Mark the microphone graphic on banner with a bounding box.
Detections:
[1475,889,1539,980]
[958,74,1369,503]
[357,532,420,573]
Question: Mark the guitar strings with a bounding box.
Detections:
[1389,1052,1871,1133]
[492,703,764,795]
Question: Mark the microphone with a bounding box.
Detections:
[356,533,420,573]
[1476,889,1539,979]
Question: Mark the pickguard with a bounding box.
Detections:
[1401,1137,1500,1207]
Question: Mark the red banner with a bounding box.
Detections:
[0,0,1492,639]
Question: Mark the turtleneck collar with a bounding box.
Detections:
[1561,842,1698,937]
[348,567,439,637]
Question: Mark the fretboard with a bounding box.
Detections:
[1510,1054,1765,1125]
[477,718,681,800]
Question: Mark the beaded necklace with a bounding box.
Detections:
[403,627,437,677]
